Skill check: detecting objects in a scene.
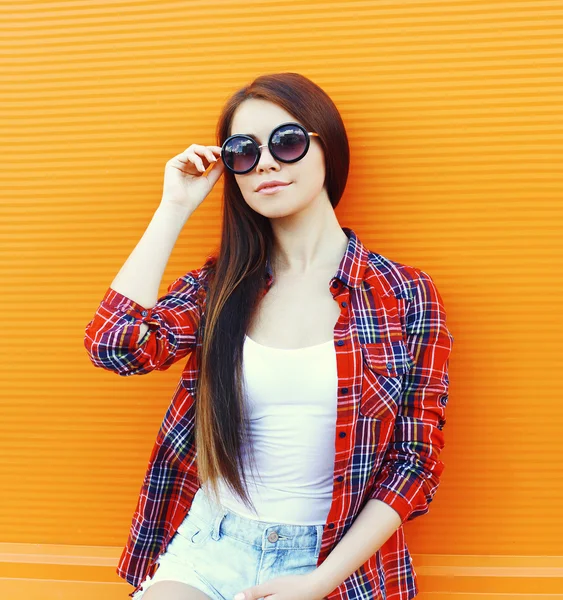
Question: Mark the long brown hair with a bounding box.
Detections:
[194,72,350,514]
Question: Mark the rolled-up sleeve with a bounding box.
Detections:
[369,269,454,524]
[84,268,204,377]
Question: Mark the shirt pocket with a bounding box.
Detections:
[359,340,415,419]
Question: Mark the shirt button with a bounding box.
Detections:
[341,301,347,308]
[267,531,279,542]
[339,431,346,438]
[328,523,335,529]
[337,340,344,346]
[386,362,393,370]
[341,387,348,394]
[336,475,344,482]
[331,281,339,289]
[141,310,148,317]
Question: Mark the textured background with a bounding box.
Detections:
[1,0,561,597]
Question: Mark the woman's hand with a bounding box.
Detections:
[232,572,326,600]
[160,143,224,213]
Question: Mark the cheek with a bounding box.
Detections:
[304,148,326,183]
[234,176,252,195]
[300,158,326,192]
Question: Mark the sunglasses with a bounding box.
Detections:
[221,122,320,174]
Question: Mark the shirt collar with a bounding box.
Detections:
[265,226,369,290]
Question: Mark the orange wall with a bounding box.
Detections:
[1,0,562,597]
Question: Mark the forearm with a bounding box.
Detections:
[109,202,193,343]
[309,499,402,598]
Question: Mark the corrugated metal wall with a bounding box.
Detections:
[1,1,562,597]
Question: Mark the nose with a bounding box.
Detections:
[256,143,280,173]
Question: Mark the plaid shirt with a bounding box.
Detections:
[84,226,454,600]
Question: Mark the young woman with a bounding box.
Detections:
[84,72,454,600]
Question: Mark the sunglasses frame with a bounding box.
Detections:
[221,121,320,175]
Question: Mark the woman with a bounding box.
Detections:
[84,72,454,600]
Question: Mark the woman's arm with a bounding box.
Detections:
[110,202,194,343]
[310,268,454,597]
[368,268,454,522]
[83,203,208,376]
[308,498,402,598]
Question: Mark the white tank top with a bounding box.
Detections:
[204,334,338,525]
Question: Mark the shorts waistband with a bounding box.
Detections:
[186,487,325,556]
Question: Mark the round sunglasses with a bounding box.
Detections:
[221,122,320,174]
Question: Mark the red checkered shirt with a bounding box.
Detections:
[84,226,454,600]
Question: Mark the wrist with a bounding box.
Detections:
[156,200,193,222]
[306,569,331,599]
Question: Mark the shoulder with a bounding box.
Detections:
[362,247,430,302]
[186,254,218,292]
[167,254,217,295]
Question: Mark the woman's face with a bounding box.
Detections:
[229,98,327,219]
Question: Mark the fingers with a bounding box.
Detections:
[177,144,222,173]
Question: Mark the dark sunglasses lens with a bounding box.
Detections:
[223,137,257,173]
[271,125,308,161]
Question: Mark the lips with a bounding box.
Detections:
[256,184,292,195]
[256,181,291,192]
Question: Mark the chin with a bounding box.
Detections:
[251,203,297,218]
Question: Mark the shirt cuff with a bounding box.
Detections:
[101,287,153,320]
[369,486,416,525]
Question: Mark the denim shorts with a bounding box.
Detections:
[131,486,325,600]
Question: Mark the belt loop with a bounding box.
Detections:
[315,524,324,557]
[211,508,228,541]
